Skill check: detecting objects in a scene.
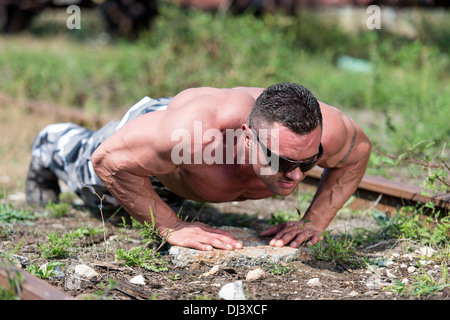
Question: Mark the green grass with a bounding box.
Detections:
[37,232,74,259]
[116,246,168,272]
[0,203,39,226]
[45,201,69,217]
[0,261,23,300]
[0,5,448,185]
[309,230,358,264]
[386,263,450,297]
[18,5,443,192]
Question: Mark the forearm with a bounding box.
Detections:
[97,168,181,231]
[303,162,367,230]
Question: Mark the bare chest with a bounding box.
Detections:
[157,164,273,202]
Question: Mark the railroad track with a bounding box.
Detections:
[304,167,449,215]
[0,259,74,300]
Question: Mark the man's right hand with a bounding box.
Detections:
[158,221,243,251]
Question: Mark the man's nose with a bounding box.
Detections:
[283,167,304,181]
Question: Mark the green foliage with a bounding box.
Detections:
[45,201,69,217]
[309,230,357,264]
[120,207,169,248]
[70,226,104,239]
[88,278,118,300]
[0,6,448,163]
[353,202,450,249]
[116,247,168,272]
[267,210,299,225]
[37,232,74,259]
[25,261,65,280]
[0,203,38,226]
[115,207,169,271]
[390,206,450,247]
[268,262,291,276]
[0,262,23,300]
[386,263,450,297]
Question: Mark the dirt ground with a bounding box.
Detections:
[1,190,449,302]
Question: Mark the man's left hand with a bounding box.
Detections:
[260,220,323,248]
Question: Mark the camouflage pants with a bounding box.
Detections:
[30,96,183,210]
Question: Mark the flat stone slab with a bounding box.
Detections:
[169,226,309,268]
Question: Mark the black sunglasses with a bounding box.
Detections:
[249,125,323,174]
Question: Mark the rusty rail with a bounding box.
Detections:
[0,259,74,300]
[304,167,450,215]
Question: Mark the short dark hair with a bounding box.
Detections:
[249,83,322,134]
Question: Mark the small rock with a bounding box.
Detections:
[418,259,433,266]
[348,291,358,297]
[386,270,397,279]
[417,246,435,258]
[407,266,416,274]
[74,264,98,280]
[246,267,265,281]
[401,278,409,285]
[64,276,81,291]
[199,265,220,278]
[218,281,246,300]
[130,275,146,285]
[365,272,393,290]
[306,278,322,288]
[385,260,395,267]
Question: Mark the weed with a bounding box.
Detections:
[45,200,69,217]
[0,203,38,226]
[267,210,299,225]
[0,260,23,300]
[169,273,181,280]
[139,221,168,249]
[121,207,170,252]
[116,247,168,272]
[268,262,291,276]
[195,295,212,300]
[70,226,104,239]
[386,263,450,297]
[384,205,450,247]
[37,232,74,259]
[25,261,65,280]
[309,230,357,263]
[85,278,118,300]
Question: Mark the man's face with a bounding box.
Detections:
[248,122,322,196]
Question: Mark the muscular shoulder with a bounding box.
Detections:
[319,102,359,168]
[168,86,259,130]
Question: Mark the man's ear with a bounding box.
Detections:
[241,124,251,147]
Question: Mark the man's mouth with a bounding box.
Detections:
[278,180,297,188]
